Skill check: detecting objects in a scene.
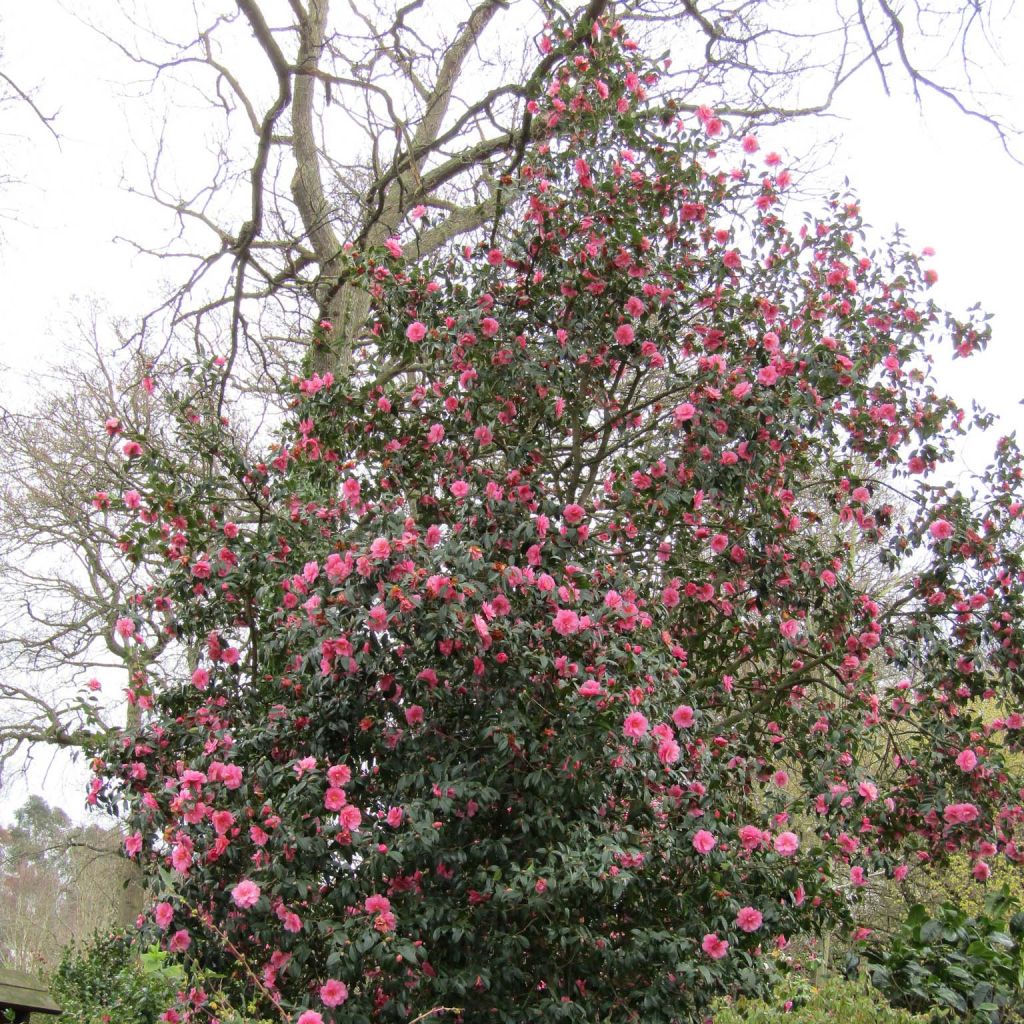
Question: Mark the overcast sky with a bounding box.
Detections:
[0,0,1021,821]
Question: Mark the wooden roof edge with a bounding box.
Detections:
[0,968,62,1013]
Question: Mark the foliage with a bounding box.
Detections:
[90,19,1024,1024]
[51,930,182,1024]
[851,888,1024,1022]
[710,971,942,1023]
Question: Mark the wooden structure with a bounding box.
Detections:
[0,968,61,1022]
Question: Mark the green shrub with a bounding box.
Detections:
[51,930,181,1024]
[711,972,941,1023]
[851,887,1024,1023]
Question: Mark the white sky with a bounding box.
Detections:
[0,1,1022,821]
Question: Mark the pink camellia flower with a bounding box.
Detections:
[563,503,585,524]
[673,401,696,425]
[324,787,347,811]
[736,906,763,932]
[552,608,581,636]
[858,780,878,802]
[405,705,425,726]
[365,894,391,914]
[929,518,954,540]
[615,324,635,345]
[738,825,766,851]
[741,134,759,153]
[369,537,391,560]
[480,317,500,337]
[661,586,680,608]
[115,617,135,640]
[956,749,978,772]
[757,365,778,386]
[578,678,603,697]
[702,933,729,959]
[296,1012,324,1024]
[774,831,800,856]
[342,477,361,504]
[231,879,261,908]
[692,829,717,854]
[943,802,980,825]
[384,237,403,258]
[450,480,470,498]
[168,929,191,953]
[191,667,209,690]
[849,865,866,887]
[320,979,348,1007]
[212,810,234,835]
[339,805,362,831]
[622,711,649,741]
[170,842,192,874]
[673,704,695,728]
[367,604,388,632]
[154,902,173,929]
[124,832,142,857]
[972,861,991,881]
[657,738,680,765]
[406,321,427,342]
[779,619,800,640]
[386,806,403,827]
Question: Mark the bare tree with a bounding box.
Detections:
[0,22,60,221]
[0,796,128,970]
[0,318,272,921]
[74,0,1017,382]
[0,339,164,783]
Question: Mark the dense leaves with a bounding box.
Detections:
[92,20,1024,1024]
[711,972,941,1024]
[854,889,1024,1022]
[52,931,182,1024]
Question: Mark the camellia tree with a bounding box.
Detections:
[92,19,1024,1024]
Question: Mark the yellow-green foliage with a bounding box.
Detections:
[711,973,944,1023]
